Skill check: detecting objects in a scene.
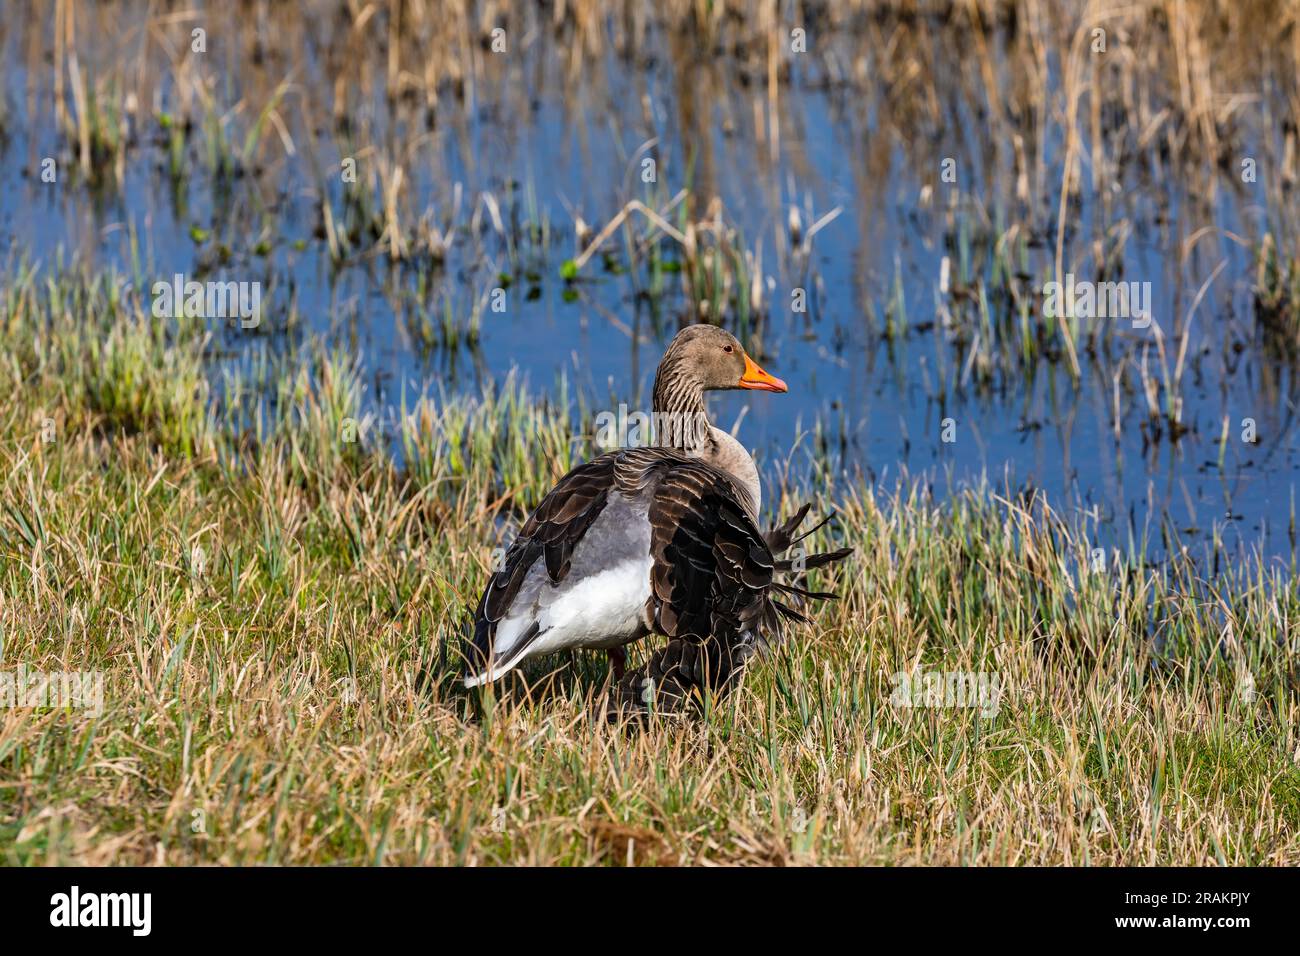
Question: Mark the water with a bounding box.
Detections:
[2,1,1297,568]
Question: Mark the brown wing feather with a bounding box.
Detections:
[605,470,855,718]
[610,449,775,644]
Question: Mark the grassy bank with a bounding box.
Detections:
[0,268,1297,865]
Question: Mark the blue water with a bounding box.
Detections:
[2,6,1297,570]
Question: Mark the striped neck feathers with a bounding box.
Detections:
[651,357,711,453]
[651,361,760,518]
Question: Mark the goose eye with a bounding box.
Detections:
[724,345,733,353]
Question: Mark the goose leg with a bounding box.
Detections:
[606,633,755,720]
[607,646,627,680]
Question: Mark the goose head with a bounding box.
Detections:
[651,325,787,517]
[653,325,788,404]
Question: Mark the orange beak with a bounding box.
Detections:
[738,352,788,392]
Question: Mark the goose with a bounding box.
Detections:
[463,324,850,715]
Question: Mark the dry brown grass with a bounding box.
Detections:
[0,268,1297,865]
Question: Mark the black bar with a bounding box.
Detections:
[0,866,1286,943]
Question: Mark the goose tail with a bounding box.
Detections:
[758,504,853,653]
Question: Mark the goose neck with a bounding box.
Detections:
[651,362,710,452]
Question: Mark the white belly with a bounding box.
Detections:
[524,556,652,655]
[464,492,654,686]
